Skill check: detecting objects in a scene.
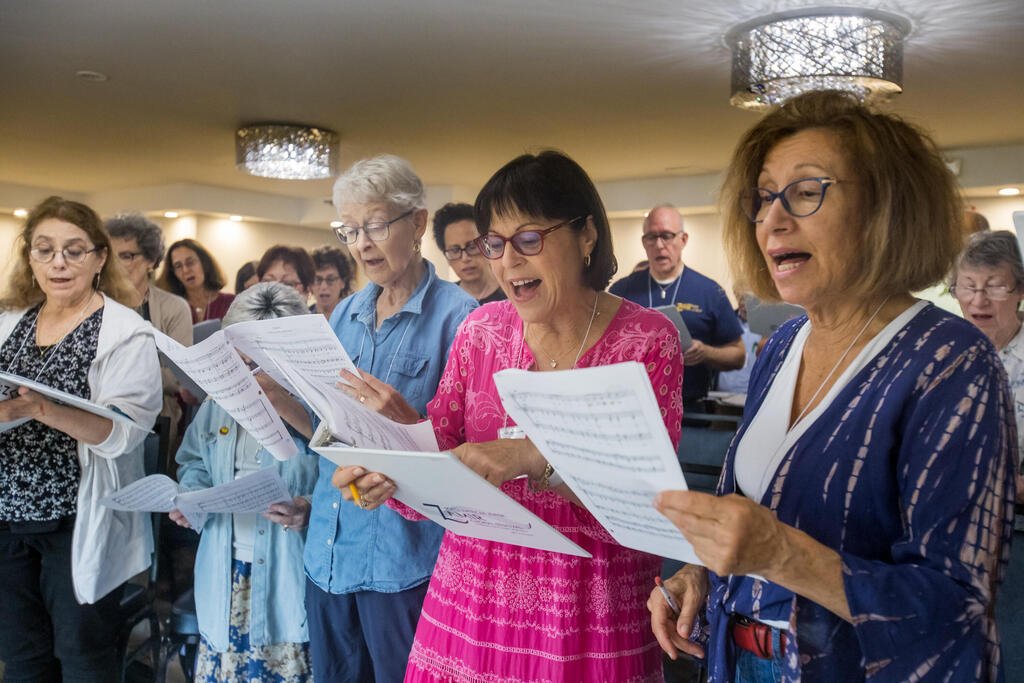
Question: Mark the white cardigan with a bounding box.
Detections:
[0,296,163,603]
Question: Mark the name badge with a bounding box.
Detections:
[498,425,526,440]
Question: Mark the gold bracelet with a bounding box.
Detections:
[531,462,554,492]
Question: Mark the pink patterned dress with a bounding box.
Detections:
[392,299,684,682]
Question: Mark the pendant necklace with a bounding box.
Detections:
[647,270,683,307]
[5,290,97,380]
[525,291,599,369]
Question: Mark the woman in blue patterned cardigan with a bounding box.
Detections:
[650,91,1016,682]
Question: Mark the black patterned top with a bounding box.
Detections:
[0,305,104,522]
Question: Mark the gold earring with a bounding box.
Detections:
[584,254,591,268]
[414,241,422,254]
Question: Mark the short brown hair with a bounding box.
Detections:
[257,245,315,290]
[720,90,963,302]
[1,196,136,310]
[157,238,227,296]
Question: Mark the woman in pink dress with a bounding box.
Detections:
[333,150,684,682]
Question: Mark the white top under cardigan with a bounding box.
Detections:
[735,301,926,503]
[0,295,163,603]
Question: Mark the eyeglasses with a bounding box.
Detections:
[474,216,585,260]
[641,230,682,246]
[117,251,144,262]
[30,246,100,264]
[334,209,413,246]
[741,177,840,223]
[950,283,1015,302]
[172,257,199,272]
[444,240,481,261]
[314,275,341,286]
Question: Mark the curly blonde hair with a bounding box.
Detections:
[0,196,137,311]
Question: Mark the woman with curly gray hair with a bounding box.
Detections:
[106,214,193,443]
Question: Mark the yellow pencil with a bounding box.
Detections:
[349,483,361,505]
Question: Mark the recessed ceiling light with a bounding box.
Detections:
[330,220,343,228]
[164,211,179,218]
[75,70,108,82]
[13,208,28,218]
[229,215,243,222]
[998,187,1021,196]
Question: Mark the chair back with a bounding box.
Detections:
[678,414,737,495]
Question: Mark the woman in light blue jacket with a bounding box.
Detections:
[171,282,319,683]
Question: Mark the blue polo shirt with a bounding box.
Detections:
[304,259,477,594]
[610,266,742,404]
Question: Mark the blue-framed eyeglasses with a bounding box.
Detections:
[741,177,840,223]
[333,209,414,245]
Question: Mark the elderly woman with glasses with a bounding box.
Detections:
[106,214,193,449]
[432,202,505,304]
[310,246,355,317]
[332,150,685,682]
[650,91,1015,681]
[157,238,235,324]
[0,196,162,681]
[259,154,477,683]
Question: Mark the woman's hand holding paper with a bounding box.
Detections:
[337,369,420,424]
[452,439,546,488]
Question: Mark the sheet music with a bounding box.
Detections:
[224,314,358,397]
[100,468,292,531]
[314,440,590,557]
[273,355,437,452]
[152,330,298,461]
[0,371,145,431]
[494,362,701,564]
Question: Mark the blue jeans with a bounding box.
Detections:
[734,626,785,683]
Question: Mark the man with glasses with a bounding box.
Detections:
[431,203,505,304]
[610,204,744,413]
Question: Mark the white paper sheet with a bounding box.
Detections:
[494,361,701,564]
[314,441,591,557]
[152,330,299,461]
[0,371,146,431]
[273,355,438,452]
[224,314,359,398]
[100,468,293,531]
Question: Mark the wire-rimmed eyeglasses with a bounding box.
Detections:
[741,177,840,223]
[950,283,1016,302]
[333,209,414,245]
[30,246,101,264]
[474,216,585,260]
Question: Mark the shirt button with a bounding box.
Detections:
[327,539,332,546]
[257,558,264,565]
[333,502,339,509]
[258,529,265,535]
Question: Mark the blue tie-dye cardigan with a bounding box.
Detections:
[705,303,1016,682]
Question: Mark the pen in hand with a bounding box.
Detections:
[655,576,702,641]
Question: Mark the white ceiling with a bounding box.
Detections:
[2,0,1022,208]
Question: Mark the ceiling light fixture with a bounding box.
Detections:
[235,124,339,180]
[998,187,1021,196]
[229,215,243,222]
[13,208,28,218]
[726,7,910,111]
[164,211,179,218]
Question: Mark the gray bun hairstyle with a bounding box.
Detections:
[221,281,309,328]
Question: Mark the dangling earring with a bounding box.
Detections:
[31,273,37,288]
[414,241,422,254]
[93,272,100,290]
[584,254,592,268]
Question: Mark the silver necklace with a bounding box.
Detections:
[647,270,683,306]
[4,291,97,381]
[791,296,890,427]
[525,291,600,369]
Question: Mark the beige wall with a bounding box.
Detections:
[0,214,22,285]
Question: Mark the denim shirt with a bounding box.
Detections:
[305,259,477,594]
[176,400,319,651]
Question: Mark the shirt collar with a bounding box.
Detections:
[348,259,436,325]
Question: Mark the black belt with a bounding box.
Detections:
[0,515,75,534]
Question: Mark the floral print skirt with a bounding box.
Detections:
[196,559,312,683]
